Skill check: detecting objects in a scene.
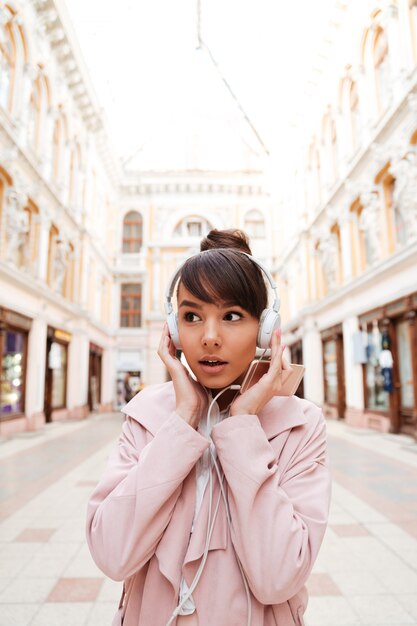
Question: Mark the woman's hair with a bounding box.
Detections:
[178,229,268,319]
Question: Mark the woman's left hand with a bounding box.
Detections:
[230,329,292,417]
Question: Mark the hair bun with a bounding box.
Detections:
[200,229,252,254]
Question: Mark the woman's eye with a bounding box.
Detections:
[184,312,200,322]
[224,312,242,321]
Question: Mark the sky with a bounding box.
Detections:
[63,0,335,170]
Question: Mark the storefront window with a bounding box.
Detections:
[49,341,67,408]
[365,322,389,411]
[1,330,26,416]
[396,319,415,409]
[323,339,338,405]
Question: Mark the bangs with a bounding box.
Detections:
[178,250,267,318]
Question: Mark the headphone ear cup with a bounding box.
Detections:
[166,312,182,350]
[257,309,281,349]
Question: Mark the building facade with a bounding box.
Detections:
[0,0,121,434]
[278,0,417,436]
[0,0,276,433]
[114,169,274,400]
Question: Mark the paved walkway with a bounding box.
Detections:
[0,412,417,626]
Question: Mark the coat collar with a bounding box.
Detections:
[122,381,307,440]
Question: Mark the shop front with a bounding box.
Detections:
[359,292,417,435]
[44,327,71,422]
[0,308,31,432]
[321,324,346,419]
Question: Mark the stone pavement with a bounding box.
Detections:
[0,412,417,626]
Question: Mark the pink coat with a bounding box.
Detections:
[86,382,331,626]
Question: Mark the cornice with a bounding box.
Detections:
[32,0,102,134]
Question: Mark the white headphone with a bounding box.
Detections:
[164,250,280,351]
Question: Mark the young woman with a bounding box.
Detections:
[86,229,331,626]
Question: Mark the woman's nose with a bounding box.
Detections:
[201,322,222,348]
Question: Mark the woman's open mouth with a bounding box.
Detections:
[198,359,228,374]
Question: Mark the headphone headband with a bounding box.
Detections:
[164,249,280,315]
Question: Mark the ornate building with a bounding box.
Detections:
[279,0,417,437]
[0,0,275,434]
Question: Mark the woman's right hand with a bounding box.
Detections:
[157,323,207,429]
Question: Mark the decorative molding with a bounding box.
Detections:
[121,182,265,196]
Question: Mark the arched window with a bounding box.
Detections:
[52,109,68,183]
[68,142,82,208]
[340,72,362,157]
[374,28,390,112]
[244,209,265,238]
[173,216,212,238]
[0,6,14,111]
[27,71,50,152]
[122,211,143,253]
[349,80,361,152]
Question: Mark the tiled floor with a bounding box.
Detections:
[1,413,417,625]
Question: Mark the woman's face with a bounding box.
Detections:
[177,283,259,390]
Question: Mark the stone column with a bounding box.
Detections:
[302,317,324,405]
[25,317,47,429]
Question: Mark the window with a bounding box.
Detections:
[68,142,82,208]
[1,328,27,416]
[349,81,361,152]
[121,284,142,327]
[244,210,265,238]
[173,217,212,238]
[187,221,202,237]
[374,28,390,112]
[51,109,68,183]
[0,8,14,111]
[322,110,338,186]
[122,211,143,253]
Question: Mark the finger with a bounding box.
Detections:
[281,345,292,370]
[269,331,283,371]
[269,329,281,364]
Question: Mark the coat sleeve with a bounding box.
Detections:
[210,405,331,605]
[86,413,210,581]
